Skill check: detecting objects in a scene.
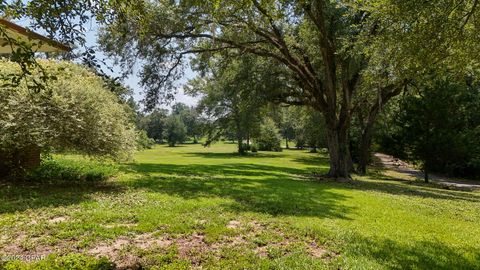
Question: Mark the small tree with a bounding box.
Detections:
[163,115,187,147]
[171,103,203,143]
[256,118,282,152]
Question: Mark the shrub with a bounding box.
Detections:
[136,130,156,150]
[22,157,117,183]
[0,60,137,173]
[251,144,258,153]
[256,118,282,152]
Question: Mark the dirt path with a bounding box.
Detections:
[374,153,480,191]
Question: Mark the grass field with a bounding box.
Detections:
[1,143,480,269]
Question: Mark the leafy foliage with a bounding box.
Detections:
[136,130,156,150]
[171,102,204,143]
[53,0,478,176]
[288,107,327,150]
[22,156,118,183]
[0,60,137,161]
[378,79,480,178]
[187,56,274,153]
[256,118,282,152]
[277,107,297,149]
[137,108,169,143]
[164,115,187,147]
[6,0,480,177]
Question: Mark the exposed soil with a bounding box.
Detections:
[1,218,333,269]
[84,220,331,268]
[48,216,69,224]
[308,241,328,258]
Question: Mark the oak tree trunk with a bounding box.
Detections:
[237,135,245,154]
[325,119,350,179]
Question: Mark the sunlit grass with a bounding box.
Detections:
[1,143,479,269]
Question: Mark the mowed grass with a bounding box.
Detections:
[1,143,480,269]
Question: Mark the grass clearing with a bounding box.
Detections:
[1,143,479,269]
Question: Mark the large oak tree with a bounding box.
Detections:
[95,0,411,178]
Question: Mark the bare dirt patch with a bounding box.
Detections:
[48,216,69,224]
[254,236,292,258]
[133,233,172,250]
[0,233,54,257]
[175,233,210,266]
[28,219,38,226]
[226,220,241,229]
[255,245,269,258]
[308,241,327,258]
[88,232,172,269]
[248,221,267,232]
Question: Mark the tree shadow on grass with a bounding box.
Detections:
[183,152,280,159]
[0,181,123,214]
[124,162,353,219]
[347,233,480,269]
[125,162,312,178]
[292,155,330,167]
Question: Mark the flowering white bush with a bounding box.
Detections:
[0,60,136,161]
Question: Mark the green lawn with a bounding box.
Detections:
[1,143,480,269]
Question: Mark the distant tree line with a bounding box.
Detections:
[135,102,204,147]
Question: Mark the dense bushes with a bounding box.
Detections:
[22,157,117,183]
[377,80,480,178]
[136,130,156,150]
[256,118,282,152]
[0,60,137,163]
